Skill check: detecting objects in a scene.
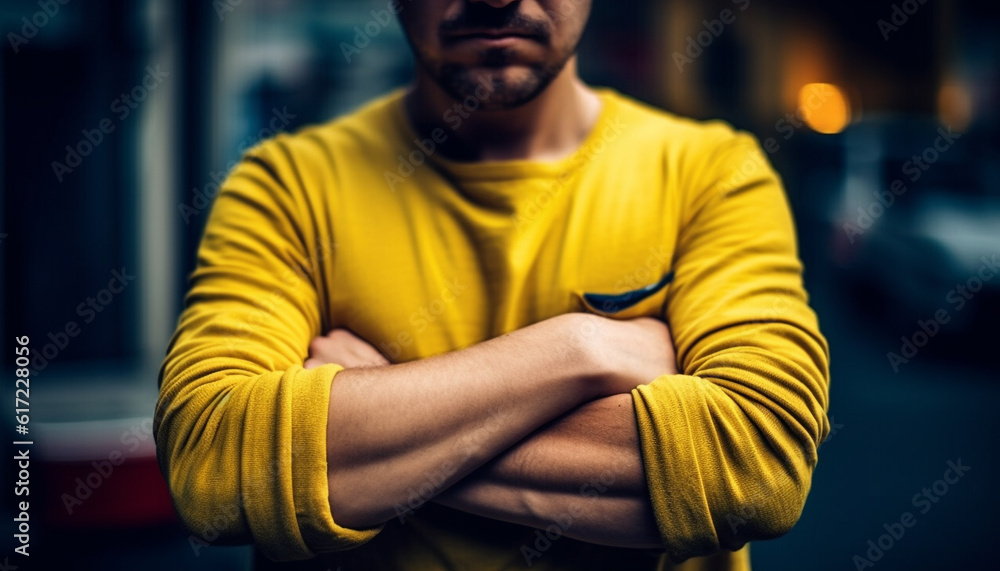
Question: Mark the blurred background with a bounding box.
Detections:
[1,0,997,568]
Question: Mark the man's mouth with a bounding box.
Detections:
[445,28,541,44]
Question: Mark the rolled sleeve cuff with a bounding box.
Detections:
[244,363,382,561]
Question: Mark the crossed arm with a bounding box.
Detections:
[313,313,671,547]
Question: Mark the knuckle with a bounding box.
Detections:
[308,337,327,352]
[327,328,351,342]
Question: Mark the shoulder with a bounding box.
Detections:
[600,88,761,163]
[598,89,779,221]
[243,90,406,176]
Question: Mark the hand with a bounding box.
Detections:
[304,328,389,369]
[576,314,677,395]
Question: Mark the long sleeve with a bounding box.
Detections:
[632,127,831,562]
[153,139,380,561]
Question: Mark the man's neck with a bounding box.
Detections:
[404,58,603,163]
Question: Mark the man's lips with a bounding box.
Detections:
[444,29,541,43]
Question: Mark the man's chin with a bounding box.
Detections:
[443,65,551,110]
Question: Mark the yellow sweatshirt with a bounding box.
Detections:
[155,88,830,570]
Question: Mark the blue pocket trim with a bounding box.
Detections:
[582,271,675,314]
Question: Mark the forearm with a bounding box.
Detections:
[327,313,606,528]
[434,394,662,548]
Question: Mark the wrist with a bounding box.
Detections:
[550,312,608,396]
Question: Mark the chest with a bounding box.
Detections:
[322,166,681,362]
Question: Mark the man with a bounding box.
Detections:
[155,1,831,569]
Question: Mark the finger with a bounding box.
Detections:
[353,342,390,365]
[303,358,320,369]
[325,327,355,340]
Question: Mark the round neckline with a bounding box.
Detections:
[390,87,619,182]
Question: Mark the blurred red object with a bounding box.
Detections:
[36,417,177,528]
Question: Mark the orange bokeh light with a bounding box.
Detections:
[798,83,851,134]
